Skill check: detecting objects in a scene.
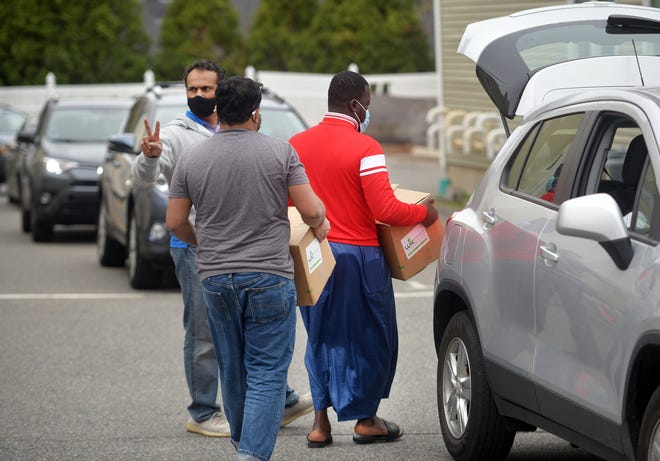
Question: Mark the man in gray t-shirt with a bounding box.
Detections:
[167,77,329,461]
[170,127,307,282]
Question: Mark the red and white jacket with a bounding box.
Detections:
[290,112,426,246]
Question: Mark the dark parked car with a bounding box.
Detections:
[19,98,132,241]
[97,83,308,289]
[0,104,29,183]
[6,118,36,205]
[434,3,660,461]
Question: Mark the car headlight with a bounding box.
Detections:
[43,156,79,175]
[148,222,169,241]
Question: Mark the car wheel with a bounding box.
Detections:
[437,311,515,461]
[128,208,161,289]
[20,194,31,233]
[638,386,660,461]
[31,207,54,242]
[97,204,126,267]
[8,177,19,204]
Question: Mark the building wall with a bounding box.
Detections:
[440,0,644,114]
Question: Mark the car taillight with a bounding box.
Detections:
[446,211,458,227]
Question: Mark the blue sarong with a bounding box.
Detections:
[299,242,398,421]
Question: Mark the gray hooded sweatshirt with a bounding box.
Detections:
[132,114,216,231]
[132,114,216,185]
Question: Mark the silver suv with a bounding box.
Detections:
[433,3,660,461]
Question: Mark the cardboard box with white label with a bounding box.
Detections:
[376,188,444,280]
[288,208,336,305]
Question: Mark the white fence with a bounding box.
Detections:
[0,69,438,128]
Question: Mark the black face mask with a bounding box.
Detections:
[187,96,216,118]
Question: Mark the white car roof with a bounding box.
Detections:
[458,1,660,118]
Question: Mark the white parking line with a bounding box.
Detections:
[394,291,433,299]
[405,280,429,290]
[0,291,432,301]
[0,293,145,300]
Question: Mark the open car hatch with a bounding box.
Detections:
[458,2,660,121]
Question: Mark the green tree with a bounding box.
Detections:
[246,0,318,71]
[291,0,433,74]
[0,0,149,85]
[154,0,242,80]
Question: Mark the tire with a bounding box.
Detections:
[8,174,20,205]
[638,385,660,461]
[8,181,19,204]
[21,206,31,232]
[31,205,54,242]
[96,204,126,267]
[20,195,31,233]
[127,208,161,289]
[437,311,515,461]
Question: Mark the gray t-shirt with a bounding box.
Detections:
[169,128,309,281]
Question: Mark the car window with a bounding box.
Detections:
[124,98,147,133]
[505,113,584,203]
[589,125,648,219]
[132,102,184,145]
[46,107,128,143]
[516,21,660,75]
[631,162,658,239]
[0,109,27,135]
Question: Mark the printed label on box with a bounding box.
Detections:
[306,239,323,273]
[400,224,430,260]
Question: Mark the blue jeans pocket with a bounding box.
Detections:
[202,278,232,324]
[246,277,292,324]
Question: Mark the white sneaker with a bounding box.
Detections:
[281,392,314,427]
[185,412,231,437]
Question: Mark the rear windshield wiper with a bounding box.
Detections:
[607,15,660,34]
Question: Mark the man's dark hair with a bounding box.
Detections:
[183,59,225,85]
[328,70,368,106]
[215,77,262,125]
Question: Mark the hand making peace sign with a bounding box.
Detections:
[141,119,162,158]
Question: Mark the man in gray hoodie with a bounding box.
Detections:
[133,59,312,438]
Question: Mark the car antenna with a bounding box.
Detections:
[632,39,645,87]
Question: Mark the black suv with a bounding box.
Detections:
[19,98,132,241]
[97,84,308,289]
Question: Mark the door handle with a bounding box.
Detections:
[540,243,559,263]
[482,208,496,226]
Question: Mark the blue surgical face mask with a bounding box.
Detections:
[353,100,370,132]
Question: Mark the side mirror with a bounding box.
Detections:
[557,193,633,270]
[108,133,137,155]
[16,132,36,144]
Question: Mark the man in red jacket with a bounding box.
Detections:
[290,70,438,448]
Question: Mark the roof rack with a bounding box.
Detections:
[146,82,185,98]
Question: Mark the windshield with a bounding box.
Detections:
[45,107,128,143]
[155,104,184,125]
[260,107,307,140]
[0,108,27,136]
[516,20,660,72]
[139,101,307,142]
[474,17,660,118]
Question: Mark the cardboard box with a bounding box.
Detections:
[376,188,444,280]
[288,208,336,306]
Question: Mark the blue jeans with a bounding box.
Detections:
[170,246,220,422]
[202,272,296,461]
